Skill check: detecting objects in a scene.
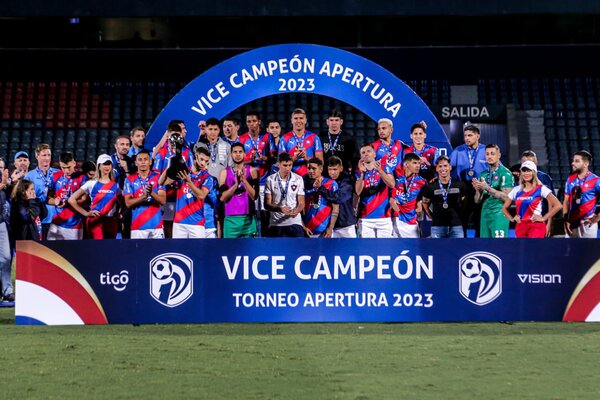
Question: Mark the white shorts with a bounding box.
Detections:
[47,224,83,240]
[332,225,357,238]
[358,218,393,238]
[392,218,419,238]
[566,222,598,239]
[173,223,205,239]
[162,202,176,222]
[204,228,217,239]
[131,229,165,239]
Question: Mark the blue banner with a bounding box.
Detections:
[16,239,600,325]
[146,44,451,153]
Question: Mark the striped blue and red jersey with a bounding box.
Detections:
[404,144,439,171]
[239,132,271,185]
[50,171,87,229]
[152,147,194,201]
[124,172,165,231]
[565,172,600,227]
[174,170,214,226]
[508,184,552,222]
[391,174,427,224]
[372,139,405,168]
[278,131,323,176]
[304,177,339,235]
[356,169,390,219]
[81,180,120,217]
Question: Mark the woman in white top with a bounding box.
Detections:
[68,154,121,239]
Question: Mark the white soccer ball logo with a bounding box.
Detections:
[152,260,173,280]
[461,257,481,278]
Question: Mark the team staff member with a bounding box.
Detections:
[449,123,486,236]
[219,143,259,238]
[124,150,167,239]
[264,153,305,237]
[355,143,395,238]
[128,126,147,158]
[498,161,561,238]
[24,143,58,239]
[68,154,121,239]
[303,158,339,238]
[390,153,427,238]
[327,156,357,238]
[278,108,323,177]
[319,109,358,174]
[563,150,600,238]
[46,152,87,240]
[472,144,514,238]
[421,156,467,238]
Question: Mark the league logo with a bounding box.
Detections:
[150,253,193,307]
[459,252,502,306]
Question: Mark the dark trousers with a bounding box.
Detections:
[273,224,305,237]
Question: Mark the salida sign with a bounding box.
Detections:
[431,105,507,122]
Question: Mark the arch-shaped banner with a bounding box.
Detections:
[147,44,450,152]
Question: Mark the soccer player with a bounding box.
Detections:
[128,126,147,158]
[278,108,323,176]
[195,117,232,179]
[499,161,561,238]
[239,111,271,215]
[303,158,339,238]
[390,153,427,238]
[327,156,357,238]
[372,118,406,177]
[449,123,487,236]
[219,143,259,238]
[46,152,87,240]
[264,153,305,237]
[153,119,190,154]
[267,119,282,160]
[24,143,58,239]
[223,116,241,145]
[319,109,358,174]
[421,156,467,238]
[160,147,213,239]
[153,123,194,238]
[404,122,440,182]
[124,150,166,239]
[355,143,395,238]
[472,144,514,238]
[562,150,600,238]
[68,154,121,239]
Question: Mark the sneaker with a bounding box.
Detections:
[3,293,14,302]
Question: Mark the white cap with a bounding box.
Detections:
[97,154,112,165]
[520,160,537,172]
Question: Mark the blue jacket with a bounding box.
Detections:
[333,172,357,229]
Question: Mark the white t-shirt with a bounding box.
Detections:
[265,171,305,227]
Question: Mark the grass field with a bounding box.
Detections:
[1,307,599,400]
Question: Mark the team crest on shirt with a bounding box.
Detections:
[150,253,193,307]
[291,185,297,191]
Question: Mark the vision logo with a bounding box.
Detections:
[150,253,193,307]
[459,252,502,306]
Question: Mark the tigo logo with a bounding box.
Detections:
[150,253,193,307]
